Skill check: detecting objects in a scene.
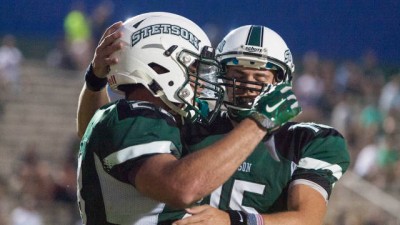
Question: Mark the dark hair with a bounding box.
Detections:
[117,84,144,98]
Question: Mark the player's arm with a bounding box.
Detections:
[172,185,327,225]
[133,118,268,208]
[77,84,109,138]
[255,184,327,225]
[132,85,301,208]
[101,102,271,209]
[77,21,123,138]
[262,183,327,225]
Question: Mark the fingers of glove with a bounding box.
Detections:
[255,84,292,105]
[252,88,301,127]
[274,105,302,125]
[277,83,292,93]
[261,82,290,96]
[272,97,301,123]
[258,85,297,111]
[259,83,274,95]
[264,105,301,133]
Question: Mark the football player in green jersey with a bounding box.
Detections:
[77,12,301,225]
[172,26,350,225]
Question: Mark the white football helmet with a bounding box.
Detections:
[108,12,224,124]
[216,25,294,82]
[216,25,295,119]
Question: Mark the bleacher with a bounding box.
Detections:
[0,60,82,176]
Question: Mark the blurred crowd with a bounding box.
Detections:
[0,34,23,120]
[293,49,400,198]
[0,1,399,224]
[0,137,81,225]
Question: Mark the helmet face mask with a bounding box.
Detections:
[176,48,225,124]
[218,66,275,120]
[221,74,268,109]
[107,12,224,124]
[216,25,295,119]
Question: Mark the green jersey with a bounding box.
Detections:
[159,112,350,221]
[187,112,350,213]
[77,99,183,225]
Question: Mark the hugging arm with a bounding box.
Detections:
[172,185,327,225]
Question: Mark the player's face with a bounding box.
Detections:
[224,65,277,108]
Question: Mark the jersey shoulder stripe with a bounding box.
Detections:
[274,122,347,163]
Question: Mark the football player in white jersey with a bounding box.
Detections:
[77,12,300,225]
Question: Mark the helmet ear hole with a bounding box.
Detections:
[274,69,285,82]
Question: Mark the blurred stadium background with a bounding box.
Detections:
[0,0,399,224]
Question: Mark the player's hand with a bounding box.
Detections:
[92,21,124,78]
[249,83,301,133]
[172,205,230,225]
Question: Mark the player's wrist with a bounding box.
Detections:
[226,210,247,225]
[248,111,276,133]
[247,213,264,225]
[226,210,264,225]
[85,63,108,92]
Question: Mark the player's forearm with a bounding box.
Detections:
[260,210,325,225]
[261,185,327,225]
[77,84,109,138]
[260,212,307,225]
[182,118,266,189]
[135,118,267,208]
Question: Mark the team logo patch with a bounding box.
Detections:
[131,23,201,50]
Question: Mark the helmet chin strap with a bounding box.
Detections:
[159,94,188,118]
[160,94,207,124]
